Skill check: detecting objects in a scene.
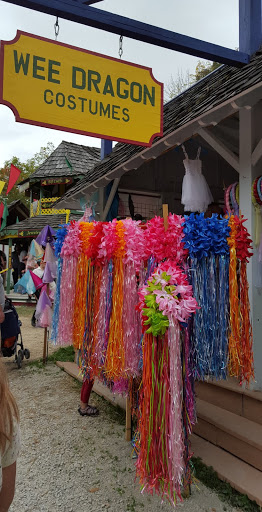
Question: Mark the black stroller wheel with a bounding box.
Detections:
[17,353,22,369]
[24,349,30,360]
[18,349,24,360]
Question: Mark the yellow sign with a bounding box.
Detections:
[0,31,163,147]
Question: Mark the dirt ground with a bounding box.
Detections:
[14,306,56,363]
[3,308,244,512]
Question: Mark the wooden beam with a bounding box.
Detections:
[101,139,113,160]
[2,0,249,66]
[82,0,104,4]
[198,128,240,173]
[252,137,262,166]
[162,203,169,231]
[101,177,120,221]
[239,0,262,54]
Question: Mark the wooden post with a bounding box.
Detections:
[6,238,12,294]
[162,203,169,231]
[42,283,50,364]
[125,397,132,442]
[43,327,48,365]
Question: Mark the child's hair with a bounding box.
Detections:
[0,359,19,454]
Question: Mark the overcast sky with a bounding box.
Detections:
[0,0,239,166]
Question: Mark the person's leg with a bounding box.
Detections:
[78,379,99,416]
[80,379,94,405]
[13,268,18,285]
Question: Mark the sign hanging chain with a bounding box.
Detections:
[54,16,60,40]
[119,35,123,59]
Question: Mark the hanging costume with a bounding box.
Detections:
[181,145,213,212]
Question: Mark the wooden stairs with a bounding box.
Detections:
[7,292,36,307]
[58,361,262,504]
[191,379,262,506]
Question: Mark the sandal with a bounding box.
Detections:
[78,405,99,417]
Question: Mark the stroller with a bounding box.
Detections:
[1,298,30,368]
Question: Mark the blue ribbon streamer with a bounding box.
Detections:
[50,257,63,344]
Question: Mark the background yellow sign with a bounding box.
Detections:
[0,31,163,146]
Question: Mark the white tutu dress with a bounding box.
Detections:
[181,145,213,212]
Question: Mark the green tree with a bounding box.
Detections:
[165,59,221,101]
[0,142,55,206]
[194,60,221,81]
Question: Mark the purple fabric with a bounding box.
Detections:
[36,226,56,248]
[35,289,52,319]
[42,262,54,283]
[44,242,57,263]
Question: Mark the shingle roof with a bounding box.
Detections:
[58,47,262,203]
[3,212,82,234]
[29,141,100,180]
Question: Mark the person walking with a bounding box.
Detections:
[78,379,99,417]
[11,246,19,286]
[18,246,27,278]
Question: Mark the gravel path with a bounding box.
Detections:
[4,314,242,512]
[17,312,56,361]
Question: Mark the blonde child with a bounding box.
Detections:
[0,359,20,511]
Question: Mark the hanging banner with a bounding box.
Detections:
[6,163,21,194]
[0,31,163,147]
[0,181,5,195]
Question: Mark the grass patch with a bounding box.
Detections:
[90,392,126,426]
[28,345,75,369]
[192,457,260,512]
[27,359,46,370]
[16,305,35,318]
[48,345,75,363]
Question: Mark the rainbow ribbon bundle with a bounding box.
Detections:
[52,212,254,506]
[137,260,198,503]
[228,215,253,384]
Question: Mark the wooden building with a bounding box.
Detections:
[56,48,262,503]
[0,141,100,292]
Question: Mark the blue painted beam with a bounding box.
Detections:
[81,1,104,5]
[101,139,112,160]
[239,0,262,54]
[2,0,249,66]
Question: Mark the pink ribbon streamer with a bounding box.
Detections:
[168,318,184,488]
[123,262,141,377]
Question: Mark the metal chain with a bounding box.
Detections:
[119,35,123,59]
[54,16,60,40]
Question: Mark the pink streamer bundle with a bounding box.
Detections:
[144,216,166,261]
[144,215,187,264]
[165,214,188,262]
[168,319,184,490]
[122,218,146,269]
[58,222,82,345]
[123,262,141,377]
[97,219,118,261]
[91,264,110,371]
[122,219,145,377]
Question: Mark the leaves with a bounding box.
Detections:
[0,142,55,206]
[139,263,198,336]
